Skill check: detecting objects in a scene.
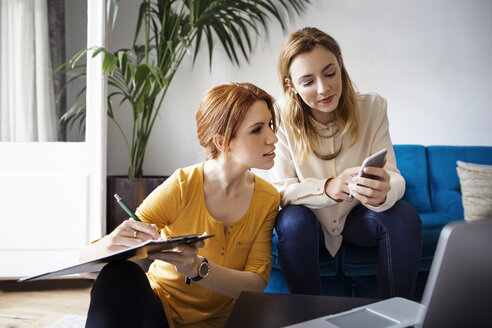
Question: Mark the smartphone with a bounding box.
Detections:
[349,148,388,198]
[358,148,388,179]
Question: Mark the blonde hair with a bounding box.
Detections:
[196,82,278,159]
[278,27,360,162]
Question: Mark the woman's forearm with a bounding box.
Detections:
[196,261,266,299]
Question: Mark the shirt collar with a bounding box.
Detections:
[309,115,337,130]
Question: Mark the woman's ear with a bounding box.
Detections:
[284,78,297,95]
[213,135,225,153]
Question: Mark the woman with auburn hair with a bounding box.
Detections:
[82,82,280,328]
[270,27,422,298]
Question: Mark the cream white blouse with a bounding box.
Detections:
[269,92,405,256]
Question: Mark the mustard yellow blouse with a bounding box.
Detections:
[135,162,280,328]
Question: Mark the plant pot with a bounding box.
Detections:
[106,175,168,234]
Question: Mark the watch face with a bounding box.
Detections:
[199,261,210,278]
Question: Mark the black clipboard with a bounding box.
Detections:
[18,234,214,282]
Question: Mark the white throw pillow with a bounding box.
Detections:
[456,161,492,222]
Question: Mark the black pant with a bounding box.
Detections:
[85,260,169,328]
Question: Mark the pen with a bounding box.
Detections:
[114,194,141,222]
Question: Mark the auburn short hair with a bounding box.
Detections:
[196,82,278,158]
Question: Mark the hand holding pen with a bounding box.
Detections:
[114,194,205,274]
[109,194,160,245]
[79,194,160,261]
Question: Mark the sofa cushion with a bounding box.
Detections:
[456,161,492,222]
[394,145,432,213]
[419,212,459,229]
[427,146,492,219]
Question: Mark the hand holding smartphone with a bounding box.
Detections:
[349,148,388,198]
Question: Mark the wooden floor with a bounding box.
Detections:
[0,278,93,328]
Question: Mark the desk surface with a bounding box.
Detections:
[225,292,376,328]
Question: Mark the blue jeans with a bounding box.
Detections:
[275,200,422,298]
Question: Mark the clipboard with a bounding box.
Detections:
[18,234,214,282]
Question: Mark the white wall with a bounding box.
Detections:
[108,0,492,177]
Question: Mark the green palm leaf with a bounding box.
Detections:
[58,0,311,178]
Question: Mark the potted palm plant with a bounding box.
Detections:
[59,0,310,231]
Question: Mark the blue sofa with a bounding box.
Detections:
[265,145,492,299]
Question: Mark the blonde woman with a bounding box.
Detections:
[270,27,422,298]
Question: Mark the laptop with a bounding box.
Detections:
[283,219,492,328]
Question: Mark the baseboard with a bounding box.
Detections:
[0,277,94,292]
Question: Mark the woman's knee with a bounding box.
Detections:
[93,261,148,296]
[275,205,319,238]
[372,200,423,244]
[99,260,144,280]
[391,199,422,231]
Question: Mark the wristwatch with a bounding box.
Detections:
[185,256,210,285]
